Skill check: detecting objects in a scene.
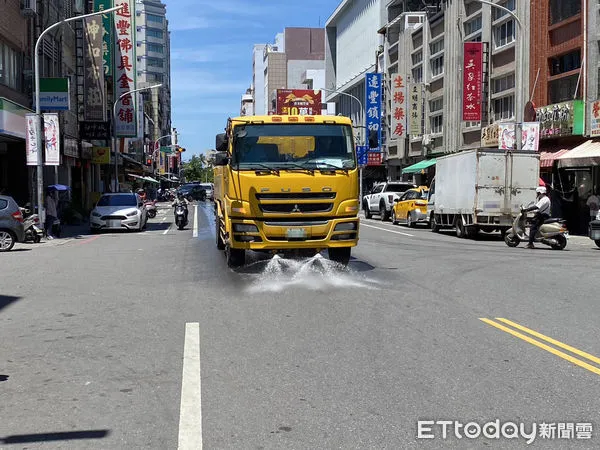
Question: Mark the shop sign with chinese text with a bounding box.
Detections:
[92,146,110,164]
[409,83,423,136]
[498,122,540,151]
[94,0,113,77]
[367,151,382,166]
[25,114,40,166]
[481,123,499,147]
[365,73,382,151]
[84,17,106,121]
[39,78,70,111]
[113,0,137,137]
[80,121,110,140]
[276,90,321,115]
[535,100,584,139]
[591,100,600,137]
[462,42,483,121]
[390,73,407,141]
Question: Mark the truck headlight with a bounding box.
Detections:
[335,222,357,231]
[233,223,258,233]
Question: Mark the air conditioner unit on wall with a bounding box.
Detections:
[422,134,432,146]
[21,0,37,16]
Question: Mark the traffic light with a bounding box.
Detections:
[176,146,186,152]
[146,158,152,165]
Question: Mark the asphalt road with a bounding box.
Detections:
[1,203,599,449]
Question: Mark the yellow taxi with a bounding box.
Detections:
[391,186,429,227]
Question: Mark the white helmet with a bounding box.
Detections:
[536,186,547,195]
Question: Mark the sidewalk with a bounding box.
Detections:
[15,222,94,250]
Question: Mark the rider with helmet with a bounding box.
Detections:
[137,188,147,202]
[172,191,189,222]
[525,186,551,249]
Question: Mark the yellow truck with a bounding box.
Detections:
[213,115,362,267]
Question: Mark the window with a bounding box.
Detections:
[431,55,444,77]
[549,74,580,103]
[147,43,164,53]
[148,72,164,82]
[147,13,164,24]
[412,66,423,82]
[549,50,581,76]
[430,114,443,134]
[0,199,7,210]
[493,95,514,121]
[430,39,444,56]
[147,58,164,68]
[492,73,515,94]
[493,0,515,21]
[550,0,581,25]
[464,16,482,36]
[430,98,443,113]
[0,42,22,91]
[494,19,515,49]
[147,28,164,39]
[412,51,422,65]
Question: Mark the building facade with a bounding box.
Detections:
[252,44,266,115]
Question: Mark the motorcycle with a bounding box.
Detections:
[144,200,157,219]
[174,202,188,230]
[504,205,568,250]
[20,205,43,243]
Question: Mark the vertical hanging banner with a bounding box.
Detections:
[43,113,60,166]
[25,114,40,166]
[84,17,106,121]
[462,42,483,121]
[365,73,382,151]
[390,73,407,140]
[113,0,137,137]
[94,0,113,78]
[409,83,423,136]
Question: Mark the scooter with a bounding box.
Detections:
[20,206,43,243]
[174,202,188,230]
[144,200,157,219]
[504,205,569,250]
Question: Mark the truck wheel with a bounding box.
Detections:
[364,202,372,219]
[455,217,466,238]
[328,247,351,266]
[215,217,225,250]
[379,203,389,221]
[225,244,245,267]
[430,213,440,232]
[594,239,600,249]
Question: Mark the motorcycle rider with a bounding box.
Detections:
[172,192,189,223]
[525,186,551,249]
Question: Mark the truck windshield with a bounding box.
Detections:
[232,124,356,170]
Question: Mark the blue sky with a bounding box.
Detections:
[166,0,341,161]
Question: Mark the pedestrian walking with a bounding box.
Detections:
[45,188,58,240]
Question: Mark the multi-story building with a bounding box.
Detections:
[252,44,266,115]
[240,88,253,116]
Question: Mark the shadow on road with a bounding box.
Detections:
[0,429,110,444]
[145,222,171,232]
[0,295,21,313]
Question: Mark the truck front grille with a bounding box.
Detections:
[259,203,333,214]
[256,192,336,200]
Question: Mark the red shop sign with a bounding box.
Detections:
[462,42,483,122]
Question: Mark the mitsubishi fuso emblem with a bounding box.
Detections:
[292,204,301,213]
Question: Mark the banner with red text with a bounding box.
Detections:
[462,42,483,122]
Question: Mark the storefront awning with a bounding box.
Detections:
[539,149,570,168]
[402,158,436,174]
[0,97,32,140]
[557,140,600,168]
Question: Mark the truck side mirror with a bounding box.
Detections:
[368,130,379,149]
[214,151,229,166]
[216,133,228,152]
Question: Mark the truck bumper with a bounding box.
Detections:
[228,216,359,251]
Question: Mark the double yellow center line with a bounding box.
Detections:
[480,318,600,376]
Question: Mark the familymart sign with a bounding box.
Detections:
[39,78,70,111]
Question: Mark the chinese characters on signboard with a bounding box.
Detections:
[367,152,382,166]
[498,122,540,151]
[462,42,483,122]
[80,121,110,140]
[276,90,322,115]
[84,17,106,121]
[409,83,423,137]
[365,73,382,152]
[390,73,407,140]
[44,113,60,166]
[26,114,39,166]
[591,100,600,137]
[481,123,499,147]
[94,0,113,77]
[535,100,585,138]
[113,0,137,137]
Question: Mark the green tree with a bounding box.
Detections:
[181,153,214,183]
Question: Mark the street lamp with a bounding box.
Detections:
[33,5,123,222]
[112,84,162,192]
[320,87,367,207]
[473,0,525,151]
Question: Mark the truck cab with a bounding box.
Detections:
[213,115,361,267]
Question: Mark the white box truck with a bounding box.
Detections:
[427,149,540,238]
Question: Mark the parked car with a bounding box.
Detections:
[89,193,148,233]
[589,211,600,248]
[362,181,416,221]
[177,183,206,201]
[0,195,25,251]
[391,186,429,227]
[199,183,214,201]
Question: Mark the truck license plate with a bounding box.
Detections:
[286,228,307,239]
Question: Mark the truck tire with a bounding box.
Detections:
[455,216,466,238]
[379,202,389,221]
[328,247,351,266]
[226,244,245,267]
[430,213,440,232]
[595,240,600,249]
[216,217,225,250]
[364,202,372,219]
